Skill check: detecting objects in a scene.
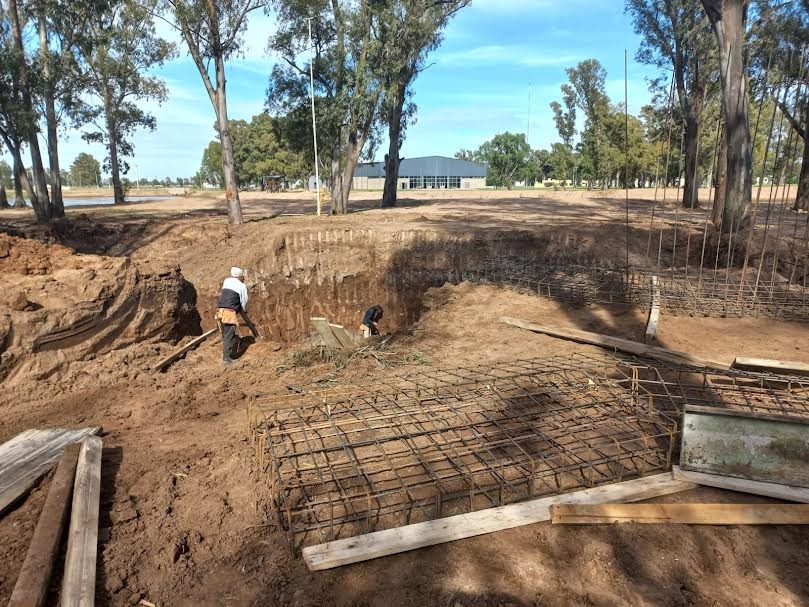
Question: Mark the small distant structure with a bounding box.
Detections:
[262,175,288,192]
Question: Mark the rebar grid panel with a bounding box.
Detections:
[256,356,679,550]
[463,258,809,320]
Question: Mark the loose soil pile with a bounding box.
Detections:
[1,192,809,606]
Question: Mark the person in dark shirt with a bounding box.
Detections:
[360,304,384,338]
[215,266,258,364]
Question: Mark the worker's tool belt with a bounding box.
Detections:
[215,308,239,327]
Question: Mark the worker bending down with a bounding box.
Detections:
[216,266,260,364]
[360,304,384,338]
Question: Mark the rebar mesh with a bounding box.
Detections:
[462,258,809,320]
[249,353,809,550]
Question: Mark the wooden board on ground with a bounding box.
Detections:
[310,317,343,349]
[61,436,103,607]
[645,275,660,344]
[302,473,695,571]
[680,405,809,488]
[152,328,217,372]
[550,502,809,525]
[0,427,101,517]
[501,316,728,370]
[8,444,81,607]
[672,466,809,503]
[731,357,809,378]
[328,323,357,349]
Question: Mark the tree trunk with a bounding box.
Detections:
[12,154,28,207]
[0,183,8,208]
[102,88,125,205]
[8,0,51,222]
[712,122,728,224]
[39,12,64,218]
[796,140,809,211]
[682,110,701,209]
[330,155,343,214]
[215,55,243,225]
[793,110,808,212]
[703,0,752,232]
[382,93,405,208]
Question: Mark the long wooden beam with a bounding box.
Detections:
[61,437,102,607]
[8,444,81,607]
[550,502,809,525]
[645,275,660,344]
[672,466,809,503]
[732,357,809,377]
[152,328,217,372]
[501,316,728,370]
[302,473,695,571]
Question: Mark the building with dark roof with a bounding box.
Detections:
[352,155,488,191]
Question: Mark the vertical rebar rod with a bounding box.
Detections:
[738,48,780,298]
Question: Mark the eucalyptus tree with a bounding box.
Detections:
[558,59,611,188]
[81,0,173,204]
[163,0,265,224]
[375,0,470,207]
[627,0,718,209]
[753,0,808,210]
[700,0,752,231]
[268,0,384,214]
[3,0,52,220]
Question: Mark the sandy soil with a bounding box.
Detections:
[1,190,809,606]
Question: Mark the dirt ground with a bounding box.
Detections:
[1,189,809,606]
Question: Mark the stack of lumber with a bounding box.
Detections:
[0,427,100,515]
[1,429,103,606]
[311,317,358,349]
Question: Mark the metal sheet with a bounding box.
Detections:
[680,405,809,488]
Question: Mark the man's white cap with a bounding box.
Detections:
[230,266,244,278]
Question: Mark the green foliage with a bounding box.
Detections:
[69,153,101,187]
[0,160,11,188]
[80,0,174,183]
[197,113,311,189]
[475,132,531,189]
[197,141,224,188]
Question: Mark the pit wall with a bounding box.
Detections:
[198,226,607,344]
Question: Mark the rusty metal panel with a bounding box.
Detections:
[680,405,809,488]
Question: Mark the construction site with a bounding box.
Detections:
[1,183,809,606]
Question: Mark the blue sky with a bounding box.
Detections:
[21,0,659,181]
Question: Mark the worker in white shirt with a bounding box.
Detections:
[215,267,259,364]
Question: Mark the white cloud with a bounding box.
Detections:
[436,44,578,67]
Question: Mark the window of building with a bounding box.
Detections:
[409,177,422,189]
[436,176,448,189]
[449,176,461,188]
[424,176,436,189]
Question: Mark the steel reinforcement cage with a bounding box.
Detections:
[248,352,809,550]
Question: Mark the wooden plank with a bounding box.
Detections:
[329,323,357,349]
[645,275,660,344]
[550,502,809,524]
[0,428,101,517]
[672,466,809,503]
[61,437,103,607]
[680,405,809,488]
[310,317,343,349]
[302,473,695,571]
[8,444,81,607]
[732,357,809,378]
[501,316,728,370]
[152,328,217,372]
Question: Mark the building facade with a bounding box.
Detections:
[352,156,488,191]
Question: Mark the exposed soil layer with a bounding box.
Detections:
[1,191,809,606]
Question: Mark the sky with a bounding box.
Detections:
[10,0,660,181]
